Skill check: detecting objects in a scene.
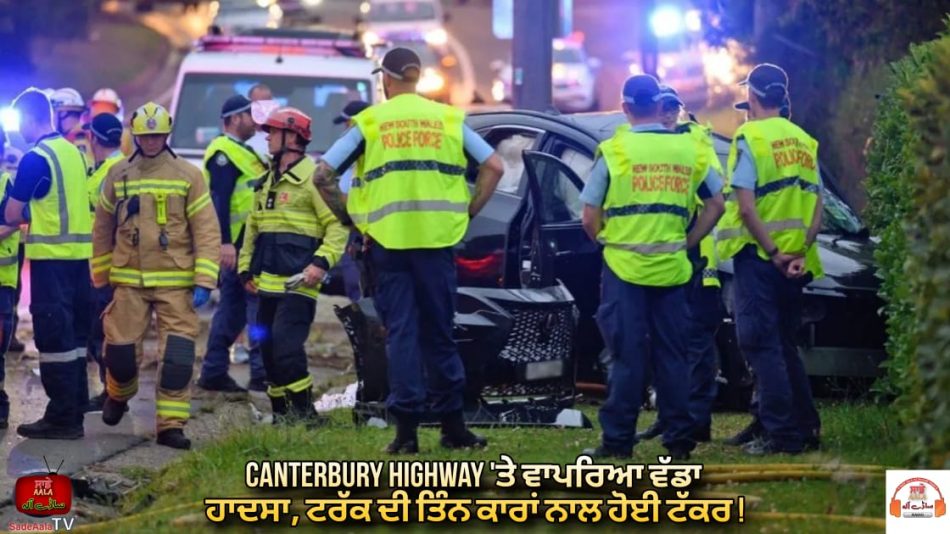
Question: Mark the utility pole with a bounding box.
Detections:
[512,0,556,111]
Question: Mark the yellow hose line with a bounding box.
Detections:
[701,470,883,484]
[749,511,885,528]
[702,463,887,473]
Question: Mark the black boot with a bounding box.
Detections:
[102,397,128,426]
[286,389,329,428]
[386,412,419,454]
[691,425,712,443]
[636,420,665,441]
[16,418,83,440]
[725,418,764,446]
[157,428,192,450]
[269,394,289,425]
[440,411,487,449]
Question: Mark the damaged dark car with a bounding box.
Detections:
[335,110,885,426]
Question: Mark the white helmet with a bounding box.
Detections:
[91,88,122,109]
[50,88,85,113]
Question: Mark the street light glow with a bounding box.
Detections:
[650,6,684,38]
[1,107,19,133]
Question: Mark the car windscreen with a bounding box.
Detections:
[553,47,584,64]
[172,72,372,153]
[821,182,865,235]
[368,1,436,22]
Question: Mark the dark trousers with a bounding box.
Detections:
[370,245,464,416]
[31,259,92,427]
[87,285,113,384]
[0,286,16,420]
[340,232,362,302]
[685,274,721,431]
[734,247,820,451]
[257,294,315,388]
[597,266,694,453]
[202,268,265,381]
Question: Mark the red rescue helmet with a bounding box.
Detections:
[260,107,312,143]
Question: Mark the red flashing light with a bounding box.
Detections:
[197,35,367,58]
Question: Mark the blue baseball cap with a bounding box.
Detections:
[88,113,123,145]
[221,95,252,119]
[735,63,789,110]
[658,84,683,106]
[622,74,662,105]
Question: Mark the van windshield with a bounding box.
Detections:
[171,72,372,153]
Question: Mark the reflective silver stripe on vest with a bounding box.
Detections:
[352,200,469,225]
[716,218,806,240]
[600,240,687,254]
[0,255,18,266]
[25,234,93,244]
[39,350,84,363]
[702,268,718,280]
[34,141,71,238]
[362,160,466,183]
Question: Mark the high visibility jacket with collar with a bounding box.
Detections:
[681,121,722,289]
[597,127,710,287]
[238,156,347,300]
[716,117,824,279]
[202,135,267,241]
[88,153,125,212]
[91,150,221,289]
[25,135,93,260]
[349,93,470,249]
[0,172,20,288]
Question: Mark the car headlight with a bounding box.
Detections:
[417,68,445,94]
[491,80,506,102]
[362,31,381,46]
[302,0,322,6]
[424,28,448,46]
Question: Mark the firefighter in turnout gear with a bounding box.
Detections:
[91,102,221,449]
[238,106,346,426]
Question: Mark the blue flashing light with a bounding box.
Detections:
[650,6,684,38]
[1,107,19,133]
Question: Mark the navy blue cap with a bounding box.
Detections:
[333,100,370,124]
[735,63,789,109]
[622,74,662,105]
[373,47,422,81]
[89,113,123,145]
[658,84,683,106]
[221,95,252,119]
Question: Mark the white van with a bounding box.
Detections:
[169,30,378,167]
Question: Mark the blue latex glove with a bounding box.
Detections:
[193,287,211,308]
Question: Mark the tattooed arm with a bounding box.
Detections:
[312,161,351,225]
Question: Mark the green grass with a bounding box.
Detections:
[29,17,166,97]
[98,401,898,533]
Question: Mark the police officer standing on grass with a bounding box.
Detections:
[312,47,504,454]
[6,88,93,440]
[636,84,723,445]
[715,64,823,456]
[579,75,725,461]
[197,95,269,395]
[331,100,370,303]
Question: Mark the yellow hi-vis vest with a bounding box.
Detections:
[26,135,93,260]
[598,128,710,287]
[202,135,267,241]
[716,117,824,279]
[88,153,124,211]
[349,93,469,249]
[0,172,20,288]
[685,122,722,288]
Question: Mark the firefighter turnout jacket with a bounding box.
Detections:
[238,156,346,300]
[91,150,221,289]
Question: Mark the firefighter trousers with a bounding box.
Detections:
[103,286,199,432]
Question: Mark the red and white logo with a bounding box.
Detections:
[887,470,949,533]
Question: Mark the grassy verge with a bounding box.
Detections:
[29,16,167,97]
[101,401,898,533]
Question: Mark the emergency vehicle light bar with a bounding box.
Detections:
[197,35,367,58]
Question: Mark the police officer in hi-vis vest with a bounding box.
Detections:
[716,64,823,455]
[579,75,725,460]
[198,95,268,395]
[6,88,94,440]
[636,84,724,445]
[314,47,504,454]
